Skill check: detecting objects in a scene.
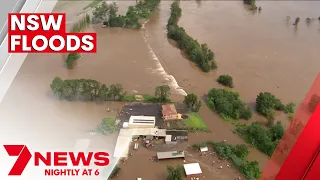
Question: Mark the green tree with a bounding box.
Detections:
[217,75,234,88]
[155,85,171,102]
[234,144,249,160]
[166,165,184,180]
[109,84,124,100]
[66,53,81,69]
[96,117,118,134]
[270,121,284,141]
[92,1,110,24]
[207,88,252,120]
[184,93,202,112]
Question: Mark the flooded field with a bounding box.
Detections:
[0,0,319,179]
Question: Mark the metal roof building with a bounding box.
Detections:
[157,151,185,160]
[183,163,202,177]
[119,128,166,137]
[128,116,156,128]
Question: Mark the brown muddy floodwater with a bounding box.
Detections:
[0,0,319,179]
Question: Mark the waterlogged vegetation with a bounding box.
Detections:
[66,53,81,69]
[96,117,118,134]
[66,14,91,69]
[83,0,103,10]
[235,121,285,157]
[166,165,184,180]
[192,141,261,180]
[256,92,295,124]
[167,1,217,72]
[217,75,234,88]
[92,0,160,29]
[183,93,202,112]
[206,88,252,121]
[244,0,257,10]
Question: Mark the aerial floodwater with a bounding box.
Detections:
[0,0,319,180]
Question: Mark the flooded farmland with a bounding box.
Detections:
[0,0,319,179]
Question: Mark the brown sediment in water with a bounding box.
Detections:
[0,0,319,179]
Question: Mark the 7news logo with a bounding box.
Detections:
[4,145,110,176]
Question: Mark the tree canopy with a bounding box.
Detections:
[166,165,184,180]
[217,75,234,88]
[207,88,252,120]
[96,117,118,135]
[184,93,202,112]
[92,0,160,28]
[256,92,295,124]
[50,77,126,101]
[155,85,171,102]
[235,121,284,157]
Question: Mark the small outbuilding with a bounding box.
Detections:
[200,146,208,152]
[183,163,202,178]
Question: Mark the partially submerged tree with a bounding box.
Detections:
[217,75,234,88]
[293,17,300,26]
[96,117,118,135]
[167,165,184,180]
[184,93,202,112]
[155,85,171,102]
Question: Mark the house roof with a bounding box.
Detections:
[162,104,178,116]
[119,128,167,137]
[157,151,185,159]
[128,116,156,128]
[183,163,202,175]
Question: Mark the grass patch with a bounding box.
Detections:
[83,0,103,10]
[183,113,209,132]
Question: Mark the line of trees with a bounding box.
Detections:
[235,121,285,157]
[167,1,217,72]
[66,14,91,69]
[50,77,172,103]
[50,77,126,101]
[92,0,160,29]
[206,88,252,120]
